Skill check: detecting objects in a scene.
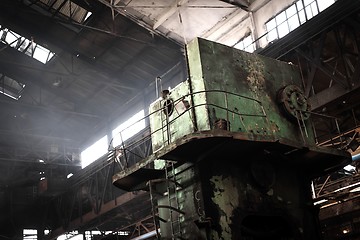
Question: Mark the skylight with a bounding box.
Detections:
[0,74,25,100]
[57,231,82,240]
[23,229,37,240]
[112,110,146,147]
[39,0,92,23]
[33,44,55,64]
[0,25,55,64]
[58,234,82,240]
[80,135,108,169]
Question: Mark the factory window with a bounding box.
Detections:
[234,34,255,53]
[0,25,55,64]
[57,231,82,240]
[23,229,37,240]
[265,0,336,42]
[84,231,129,239]
[112,110,146,147]
[32,44,55,64]
[57,234,82,240]
[80,135,108,169]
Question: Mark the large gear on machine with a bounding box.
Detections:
[277,85,311,120]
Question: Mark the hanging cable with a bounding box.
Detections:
[178,9,187,45]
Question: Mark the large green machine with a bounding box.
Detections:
[113,38,350,239]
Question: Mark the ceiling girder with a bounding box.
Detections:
[0,44,81,105]
[0,129,77,143]
[304,32,327,97]
[219,0,249,10]
[309,81,360,111]
[153,0,188,30]
[47,191,148,240]
[0,0,144,91]
[296,48,348,88]
[91,0,181,45]
[0,99,102,119]
[334,27,353,88]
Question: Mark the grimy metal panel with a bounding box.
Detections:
[186,37,311,144]
[150,81,195,153]
[113,38,350,239]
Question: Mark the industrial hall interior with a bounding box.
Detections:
[1,0,360,239]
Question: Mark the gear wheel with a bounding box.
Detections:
[277,85,311,120]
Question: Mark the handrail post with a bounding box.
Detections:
[224,92,229,130]
[119,131,129,168]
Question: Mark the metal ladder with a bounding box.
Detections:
[164,160,184,239]
[148,161,185,239]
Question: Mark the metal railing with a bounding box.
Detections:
[110,90,351,172]
[296,111,344,147]
[109,89,268,171]
[298,110,345,148]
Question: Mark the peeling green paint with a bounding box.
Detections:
[210,175,239,239]
[141,38,349,239]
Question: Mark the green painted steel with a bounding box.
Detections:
[114,38,350,239]
[150,38,314,154]
[187,37,312,143]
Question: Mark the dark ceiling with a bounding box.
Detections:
[0,0,185,168]
[0,0,186,236]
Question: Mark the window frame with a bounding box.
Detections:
[265,0,336,42]
[233,34,256,53]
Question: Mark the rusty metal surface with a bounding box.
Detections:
[112,38,351,239]
[112,128,349,192]
[186,38,312,144]
[112,168,163,191]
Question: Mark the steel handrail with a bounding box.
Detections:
[111,89,268,170]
